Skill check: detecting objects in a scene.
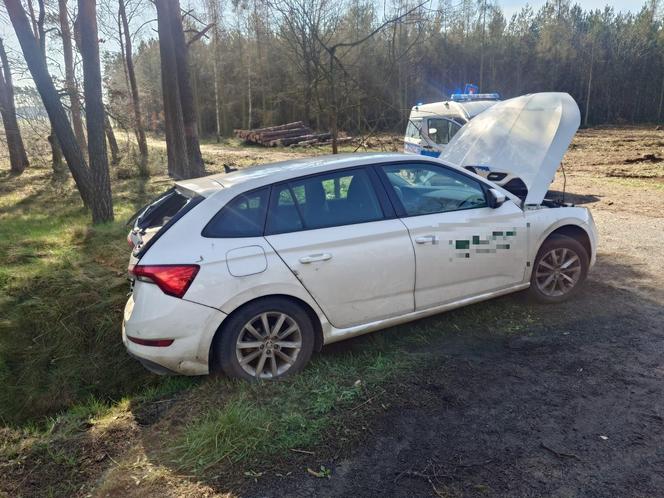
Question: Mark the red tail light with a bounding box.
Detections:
[131,264,199,298]
[127,336,174,347]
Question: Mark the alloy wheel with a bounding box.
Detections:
[535,247,582,297]
[235,312,302,379]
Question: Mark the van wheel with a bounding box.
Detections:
[216,297,314,380]
[529,235,589,304]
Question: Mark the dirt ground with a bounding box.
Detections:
[242,126,664,497]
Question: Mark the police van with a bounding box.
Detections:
[403,92,531,199]
[404,92,501,158]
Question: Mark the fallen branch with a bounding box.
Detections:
[540,441,581,460]
[290,448,315,455]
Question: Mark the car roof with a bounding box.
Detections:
[409,100,498,120]
[176,153,425,197]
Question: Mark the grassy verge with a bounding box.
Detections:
[173,351,412,473]
[167,298,536,478]
[0,157,174,425]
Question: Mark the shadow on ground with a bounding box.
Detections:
[127,255,664,498]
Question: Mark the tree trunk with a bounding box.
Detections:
[207,0,222,140]
[329,48,339,154]
[0,37,29,174]
[155,0,187,179]
[105,113,120,165]
[168,0,204,178]
[78,0,113,223]
[31,0,64,173]
[212,31,222,141]
[4,0,97,210]
[584,42,594,128]
[47,133,66,174]
[58,0,86,153]
[118,0,149,176]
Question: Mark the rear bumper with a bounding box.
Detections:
[122,283,227,375]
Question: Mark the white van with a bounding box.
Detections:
[405,93,531,198]
[404,93,501,158]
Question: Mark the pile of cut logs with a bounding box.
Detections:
[234,121,335,147]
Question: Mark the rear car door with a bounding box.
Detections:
[378,162,527,310]
[264,167,415,329]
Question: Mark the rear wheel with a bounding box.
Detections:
[529,235,589,304]
[215,297,315,380]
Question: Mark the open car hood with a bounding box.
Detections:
[440,93,580,205]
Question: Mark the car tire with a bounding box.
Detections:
[528,235,589,304]
[215,297,315,381]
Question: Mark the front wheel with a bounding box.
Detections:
[215,297,315,380]
[528,235,589,304]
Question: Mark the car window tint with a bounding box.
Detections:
[203,187,269,237]
[382,163,487,216]
[267,168,384,233]
[266,186,304,234]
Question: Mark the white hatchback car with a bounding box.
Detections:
[123,93,597,380]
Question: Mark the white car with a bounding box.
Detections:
[123,93,596,380]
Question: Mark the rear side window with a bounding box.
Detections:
[266,168,384,234]
[203,187,269,238]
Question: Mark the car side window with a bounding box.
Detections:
[203,187,269,237]
[266,186,304,234]
[266,168,384,234]
[427,118,462,145]
[382,163,487,216]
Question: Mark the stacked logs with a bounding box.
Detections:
[234,121,333,147]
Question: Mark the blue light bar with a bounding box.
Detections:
[451,93,501,102]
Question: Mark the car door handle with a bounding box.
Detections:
[414,235,439,245]
[299,253,332,264]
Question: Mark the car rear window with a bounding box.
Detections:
[130,188,203,258]
[133,189,191,230]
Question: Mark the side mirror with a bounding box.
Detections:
[488,188,506,209]
[428,128,437,135]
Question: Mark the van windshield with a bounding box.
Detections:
[405,119,422,139]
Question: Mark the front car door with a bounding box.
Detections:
[265,167,415,329]
[425,117,464,152]
[378,161,527,310]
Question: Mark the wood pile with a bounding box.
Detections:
[234,121,334,147]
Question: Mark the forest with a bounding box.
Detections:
[1,0,663,202]
[104,0,664,137]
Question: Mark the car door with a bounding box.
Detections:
[425,117,464,153]
[264,167,415,329]
[378,162,527,311]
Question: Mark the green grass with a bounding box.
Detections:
[0,161,174,425]
[172,350,412,473]
[168,297,537,475]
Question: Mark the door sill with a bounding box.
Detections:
[323,282,530,345]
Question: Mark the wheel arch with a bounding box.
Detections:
[542,224,592,259]
[208,294,325,372]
